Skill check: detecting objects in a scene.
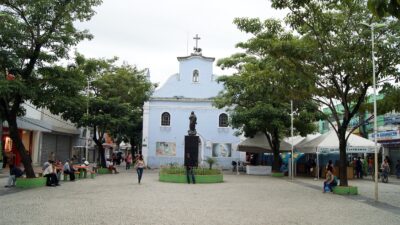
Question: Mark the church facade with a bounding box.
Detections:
[141,49,241,169]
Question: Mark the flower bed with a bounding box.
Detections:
[15,177,46,188]
[159,167,223,183]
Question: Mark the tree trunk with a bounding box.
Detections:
[272,149,281,172]
[93,139,106,168]
[338,128,348,186]
[7,116,36,178]
[272,136,281,172]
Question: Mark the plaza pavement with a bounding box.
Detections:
[0,168,399,225]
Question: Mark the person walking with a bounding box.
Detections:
[135,155,145,184]
[125,153,133,170]
[356,157,363,179]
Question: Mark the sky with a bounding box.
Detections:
[74,0,287,86]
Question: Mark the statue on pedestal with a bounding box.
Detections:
[188,111,197,136]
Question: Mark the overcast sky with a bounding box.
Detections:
[74,0,287,86]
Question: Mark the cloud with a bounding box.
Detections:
[74,0,286,85]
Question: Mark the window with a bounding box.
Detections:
[219,113,228,127]
[161,112,170,126]
[193,70,199,83]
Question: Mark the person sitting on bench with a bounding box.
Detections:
[43,161,59,187]
[63,160,75,181]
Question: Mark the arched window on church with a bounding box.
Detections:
[219,113,228,127]
[161,112,170,126]
[193,69,199,83]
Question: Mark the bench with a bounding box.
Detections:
[63,173,69,181]
[74,171,80,179]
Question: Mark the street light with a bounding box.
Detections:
[85,77,90,161]
[361,22,387,202]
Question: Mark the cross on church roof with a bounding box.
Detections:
[193,34,200,49]
[193,34,202,55]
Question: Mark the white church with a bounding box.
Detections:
[141,36,242,169]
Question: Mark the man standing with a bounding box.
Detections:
[185,153,196,184]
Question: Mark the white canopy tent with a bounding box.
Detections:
[295,130,381,179]
[237,132,293,153]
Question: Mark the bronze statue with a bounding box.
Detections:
[188,111,197,135]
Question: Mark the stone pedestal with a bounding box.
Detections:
[185,135,199,167]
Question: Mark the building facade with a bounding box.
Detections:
[142,50,242,169]
[1,102,81,167]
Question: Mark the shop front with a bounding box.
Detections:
[1,127,34,167]
[369,130,400,174]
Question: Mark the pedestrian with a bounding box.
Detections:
[356,157,363,179]
[4,165,23,188]
[125,153,132,170]
[368,156,373,176]
[326,160,334,174]
[135,155,145,184]
[106,159,119,174]
[111,153,117,166]
[185,153,196,184]
[395,160,400,179]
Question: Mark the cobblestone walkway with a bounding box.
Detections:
[0,169,399,225]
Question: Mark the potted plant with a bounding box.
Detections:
[205,157,217,170]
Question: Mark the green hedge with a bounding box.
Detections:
[159,173,223,183]
[16,177,46,188]
[160,167,222,175]
[333,186,358,195]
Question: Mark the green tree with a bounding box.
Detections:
[0,0,102,177]
[57,55,154,168]
[269,0,400,185]
[368,0,400,19]
[377,84,400,113]
[215,20,321,171]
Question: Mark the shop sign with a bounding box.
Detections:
[368,130,400,141]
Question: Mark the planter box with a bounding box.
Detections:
[271,172,284,177]
[333,186,358,195]
[159,173,223,183]
[16,177,46,188]
[97,168,111,174]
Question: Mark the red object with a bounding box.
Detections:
[6,72,15,80]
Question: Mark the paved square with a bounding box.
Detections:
[0,170,399,225]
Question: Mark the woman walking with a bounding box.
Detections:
[135,155,145,184]
[125,153,133,170]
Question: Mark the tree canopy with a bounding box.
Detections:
[267,0,400,185]
[368,0,400,19]
[215,19,321,171]
[0,0,102,177]
[58,55,154,167]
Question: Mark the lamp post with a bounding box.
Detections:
[85,78,90,161]
[291,100,294,180]
[361,22,386,202]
